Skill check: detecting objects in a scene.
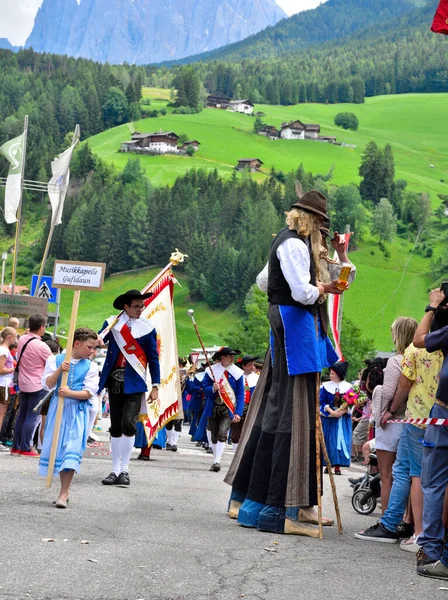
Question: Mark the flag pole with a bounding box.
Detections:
[35,125,80,296]
[337,224,351,340]
[11,115,28,296]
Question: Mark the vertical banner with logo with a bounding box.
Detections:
[138,268,181,444]
[327,232,352,361]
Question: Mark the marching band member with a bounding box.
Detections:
[97,289,160,487]
[202,347,244,472]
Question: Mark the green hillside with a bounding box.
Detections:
[83,91,447,351]
[88,93,448,200]
[57,269,236,355]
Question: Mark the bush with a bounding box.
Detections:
[160,108,167,116]
[186,145,195,157]
[334,112,359,131]
[141,98,151,106]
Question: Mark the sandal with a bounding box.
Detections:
[400,534,420,553]
[54,497,69,508]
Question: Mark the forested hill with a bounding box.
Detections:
[173,0,425,63]
[182,1,448,105]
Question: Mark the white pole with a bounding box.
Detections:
[54,288,61,337]
[35,125,80,296]
[0,252,6,294]
[11,115,28,296]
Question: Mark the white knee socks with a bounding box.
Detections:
[166,428,174,446]
[172,430,180,446]
[111,436,122,476]
[111,435,135,474]
[206,429,212,445]
[121,435,135,473]
[232,442,238,453]
[215,441,226,463]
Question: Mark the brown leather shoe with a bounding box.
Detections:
[284,518,320,538]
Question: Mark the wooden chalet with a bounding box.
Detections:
[280,120,321,140]
[207,92,232,109]
[259,125,280,139]
[181,140,201,151]
[229,99,254,115]
[120,131,181,154]
[236,158,263,172]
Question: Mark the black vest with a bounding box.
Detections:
[267,227,318,314]
[267,227,329,334]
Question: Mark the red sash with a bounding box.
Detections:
[244,376,251,405]
[218,370,236,416]
[119,323,148,371]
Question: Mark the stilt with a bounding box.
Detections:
[315,373,323,540]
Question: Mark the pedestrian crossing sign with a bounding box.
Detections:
[30,275,58,304]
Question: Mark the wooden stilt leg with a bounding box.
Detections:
[318,419,343,534]
[315,373,323,540]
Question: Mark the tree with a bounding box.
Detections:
[225,285,270,357]
[402,191,431,230]
[253,116,264,133]
[338,317,376,382]
[129,101,141,121]
[331,185,366,248]
[371,198,397,243]
[186,145,195,157]
[359,141,383,205]
[101,86,130,127]
[334,112,359,131]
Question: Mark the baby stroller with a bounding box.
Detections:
[350,453,381,515]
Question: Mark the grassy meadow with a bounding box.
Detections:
[88,92,448,201]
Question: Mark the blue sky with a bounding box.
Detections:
[0,0,326,46]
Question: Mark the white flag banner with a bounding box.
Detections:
[48,141,76,225]
[138,269,181,444]
[0,133,25,224]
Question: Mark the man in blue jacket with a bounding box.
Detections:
[202,347,244,472]
[98,289,160,487]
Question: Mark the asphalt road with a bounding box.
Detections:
[0,424,446,600]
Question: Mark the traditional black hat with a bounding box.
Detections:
[213,346,241,360]
[113,289,153,310]
[237,355,259,366]
[290,183,328,219]
[330,361,349,381]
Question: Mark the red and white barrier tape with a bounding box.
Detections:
[386,418,448,426]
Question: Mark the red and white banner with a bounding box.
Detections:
[327,232,351,360]
[431,0,448,35]
[137,267,182,443]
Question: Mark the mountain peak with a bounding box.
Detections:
[25,0,287,64]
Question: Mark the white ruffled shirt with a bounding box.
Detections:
[42,355,99,398]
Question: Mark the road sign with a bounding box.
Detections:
[30,275,57,304]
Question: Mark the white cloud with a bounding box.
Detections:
[0,0,43,46]
[276,0,327,16]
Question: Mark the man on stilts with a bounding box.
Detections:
[225,187,347,537]
[98,289,160,486]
